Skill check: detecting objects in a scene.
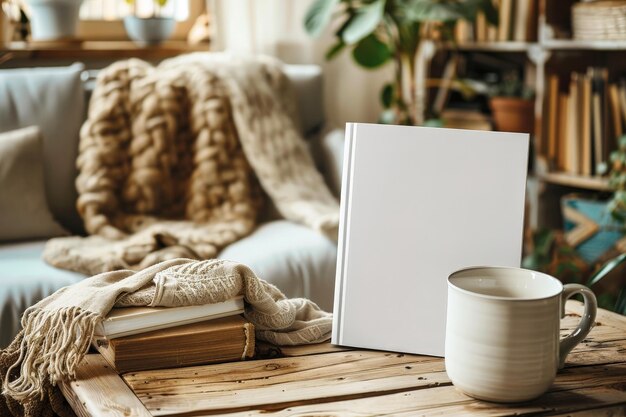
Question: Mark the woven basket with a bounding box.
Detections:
[572,1,626,40]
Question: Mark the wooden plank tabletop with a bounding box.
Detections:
[59,300,626,417]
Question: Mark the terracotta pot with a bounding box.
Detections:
[489,97,534,134]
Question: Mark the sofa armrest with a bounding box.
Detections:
[317,129,345,199]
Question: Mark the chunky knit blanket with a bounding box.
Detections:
[1,259,333,416]
[43,53,339,275]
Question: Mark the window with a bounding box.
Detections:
[79,0,190,21]
[76,0,203,41]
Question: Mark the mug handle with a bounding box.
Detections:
[559,284,597,369]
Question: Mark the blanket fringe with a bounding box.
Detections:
[3,307,101,401]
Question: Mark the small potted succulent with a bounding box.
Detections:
[124,0,175,46]
[489,70,535,134]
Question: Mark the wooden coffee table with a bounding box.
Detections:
[60,301,626,416]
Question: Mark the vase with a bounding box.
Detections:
[28,0,83,41]
[123,16,175,46]
[489,97,534,134]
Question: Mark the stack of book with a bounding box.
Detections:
[455,0,539,43]
[545,68,625,176]
[92,296,255,373]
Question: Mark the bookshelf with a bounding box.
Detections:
[419,0,624,229]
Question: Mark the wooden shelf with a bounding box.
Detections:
[539,172,611,191]
[541,39,626,50]
[0,41,209,61]
[438,41,537,52]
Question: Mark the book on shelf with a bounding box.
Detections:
[545,67,623,178]
[455,0,538,43]
[93,315,255,373]
[582,74,593,176]
[497,0,512,42]
[547,74,559,162]
[95,296,245,339]
[441,109,493,131]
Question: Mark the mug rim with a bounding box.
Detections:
[447,266,563,301]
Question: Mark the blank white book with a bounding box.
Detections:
[332,123,529,356]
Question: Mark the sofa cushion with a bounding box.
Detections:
[219,220,337,312]
[0,126,68,242]
[0,63,85,234]
[0,240,84,348]
[283,65,324,136]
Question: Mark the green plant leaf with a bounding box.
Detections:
[396,20,421,56]
[587,253,626,287]
[596,293,617,311]
[522,253,540,270]
[352,33,392,69]
[379,109,396,124]
[341,0,385,45]
[423,118,444,127]
[401,0,498,24]
[304,0,339,37]
[325,40,346,60]
[615,288,626,315]
[381,83,394,108]
[403,0,464,22]
[534,229,555,256]
[477,0,499,25]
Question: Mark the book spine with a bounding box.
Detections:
[548,74,559,167]
[568,74,579,174]
[498,0,512,41]
[331,124,357,346]
[582,72,592,176]
[609,84,623,143]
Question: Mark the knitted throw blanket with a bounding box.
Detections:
[1,258,333,415]
[43,53,339,275]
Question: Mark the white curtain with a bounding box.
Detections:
[208,0,393,129]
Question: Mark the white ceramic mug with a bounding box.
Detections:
[445,266,597,403]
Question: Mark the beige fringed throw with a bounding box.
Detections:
[1,258,332,414]
[43,53,339,275]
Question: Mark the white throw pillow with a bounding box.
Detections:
[0,126,68,241]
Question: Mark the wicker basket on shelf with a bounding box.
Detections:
[573,1,626,40]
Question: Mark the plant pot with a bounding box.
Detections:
[123,16,175,46]
[489,97,534,134]
[28,0,83,41]
[561,194,625,264]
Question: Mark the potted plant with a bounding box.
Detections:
[608,135,626,225]
[124,0,175,46]
[522,229,625,315]
[27,0,83,41]
[304,0,498,125]
[488,70,535,133]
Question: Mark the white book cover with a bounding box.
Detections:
[95,296,245,339]
[332,123,529,357]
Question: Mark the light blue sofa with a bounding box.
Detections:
[0,62,345,348]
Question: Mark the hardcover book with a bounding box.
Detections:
[95,296,245,339]
[332,123,529,356]
[93,315,255,373]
